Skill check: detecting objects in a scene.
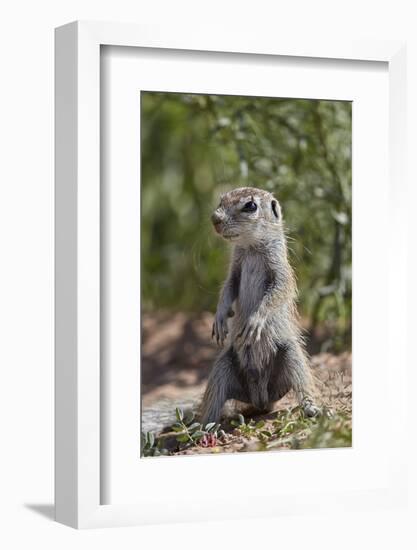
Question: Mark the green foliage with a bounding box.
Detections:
[231,415,273,442]
[141,92,351,349]
[266,407,351,451]
[171,407,221,448]
[141,408,222,456]
[141,405,351,457]
[227,406,352,452]
[141,430,169,457]
[296,413,352,449]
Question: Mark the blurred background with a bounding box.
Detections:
[141,92,352,433]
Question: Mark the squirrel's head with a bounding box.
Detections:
[211,187,283,246]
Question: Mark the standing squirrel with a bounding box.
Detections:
[200,187,320,424]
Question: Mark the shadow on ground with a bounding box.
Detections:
[24,504,55,521]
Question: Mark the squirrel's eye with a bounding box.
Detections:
[242,201,257,212]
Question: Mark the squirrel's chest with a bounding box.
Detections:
[238,255,266,309]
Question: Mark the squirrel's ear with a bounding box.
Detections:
[271,200,281,220]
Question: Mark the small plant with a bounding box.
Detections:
[141,407,224,457]
[296,412,351,449]
[230,414,273,442]
[141,430,170,457]
[272,407,316,437]
[141,430,155,456]
[171,407,221,449]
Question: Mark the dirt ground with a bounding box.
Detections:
[141,312,352,443]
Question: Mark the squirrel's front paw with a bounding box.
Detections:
[212,309,229,346]
[237,314,265,345]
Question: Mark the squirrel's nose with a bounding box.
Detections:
[211,210,224,233]
[211,210,224,230]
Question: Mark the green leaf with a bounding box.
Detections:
[175,407,184,422]
[261,430,273,438]
[204,422,216,432]
[191,430,205,440]
[171,423,184,432]
[255,420,266,429]
[176,433,189,443]
[237,414,245,425]
[187,422,201,432]
[147,432,155,448]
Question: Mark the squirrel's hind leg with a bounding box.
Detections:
[270,342,321,417]
[199,346,247,425]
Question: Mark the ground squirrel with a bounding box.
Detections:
[200,186,320,424]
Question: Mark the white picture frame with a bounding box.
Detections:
[55,20,407,529]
